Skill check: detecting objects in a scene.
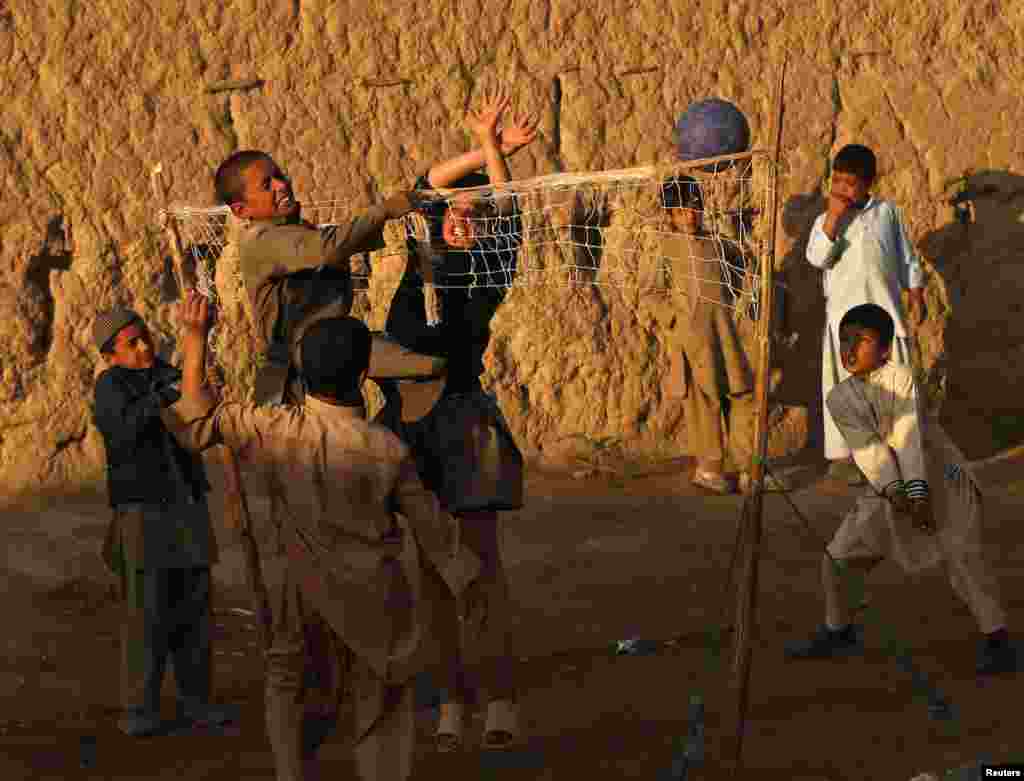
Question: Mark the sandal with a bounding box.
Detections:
[435,703,464,752]
[482,699,519,750]
[691,470,736,495]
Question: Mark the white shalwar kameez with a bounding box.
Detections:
[806,198,924,460]
[825,363,1006,634]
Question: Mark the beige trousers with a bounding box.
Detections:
[264,571,417,781]
[824,503,1007,635]
[441,511,516,706]
[679,380,757,473]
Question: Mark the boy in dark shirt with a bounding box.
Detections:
[92,306,238,736]
[380,86,536,751]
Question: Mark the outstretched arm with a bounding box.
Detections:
[465,85,513,187]
[178,291,217,410]
[163,290,297,462]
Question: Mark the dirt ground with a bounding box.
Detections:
[2,452,1023,781]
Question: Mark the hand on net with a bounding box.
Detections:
[179,289,213,339]
[423,283,442,327]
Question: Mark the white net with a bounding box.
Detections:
[161,151,776,374]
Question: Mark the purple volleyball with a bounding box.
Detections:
[674,99,751,166]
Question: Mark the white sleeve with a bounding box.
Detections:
[826,381,903,495]
[888,204,925,289]
[806,214,842,270]
[885,368,929,498]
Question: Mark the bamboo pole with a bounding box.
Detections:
[151,164,272,649]
[730,56,788,774]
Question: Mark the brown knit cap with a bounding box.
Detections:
[93,307,142,353]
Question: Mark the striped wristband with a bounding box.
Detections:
[904,479,929,500]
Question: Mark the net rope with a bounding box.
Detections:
[162,151,775,321]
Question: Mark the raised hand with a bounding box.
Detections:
[500,110,540,155]
[466,84,512,144]
[178,289,212,340]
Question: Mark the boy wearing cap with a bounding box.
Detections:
[92,307,238,736]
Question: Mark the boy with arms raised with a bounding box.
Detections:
[162,291,479,780]
[92,307,239,736]
[785,303,1016,676]
[382,86,537,751]
[806,144,926,485]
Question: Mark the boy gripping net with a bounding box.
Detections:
[161,152,774,339]
[156,86,787,775]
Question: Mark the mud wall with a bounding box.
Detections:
[1,0,1022,499]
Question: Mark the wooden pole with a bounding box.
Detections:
[730,56,787,774]
[151,164,272,649]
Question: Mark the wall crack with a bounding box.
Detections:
[550,75,564,173]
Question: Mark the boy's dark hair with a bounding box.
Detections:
[839,303,895,348]
[832,144,877,185]
[661,175,703,211]
[298,317,373,403]
[214,150,272,205]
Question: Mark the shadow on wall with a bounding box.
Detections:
[775,190,828,453]
[921,170,1024,459]
[24,215,73,359]
[775,170,1024,462]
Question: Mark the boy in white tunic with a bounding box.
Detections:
[806,145,926,485]
[785,304,1016,676]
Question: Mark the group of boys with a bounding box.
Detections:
[661,106,1016,673]
[90,95,1015,781]
[790,143,1016,673]
[93,89,531,781]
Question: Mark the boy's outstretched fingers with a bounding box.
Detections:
[501,110,540,152]
[476,84,510,118]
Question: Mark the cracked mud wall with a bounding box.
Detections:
[1,0,1023,500]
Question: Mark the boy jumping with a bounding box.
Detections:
[785,304,1016,676]
[381,86,536,752]
[806,144,926,485]
[213,150,446,406]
